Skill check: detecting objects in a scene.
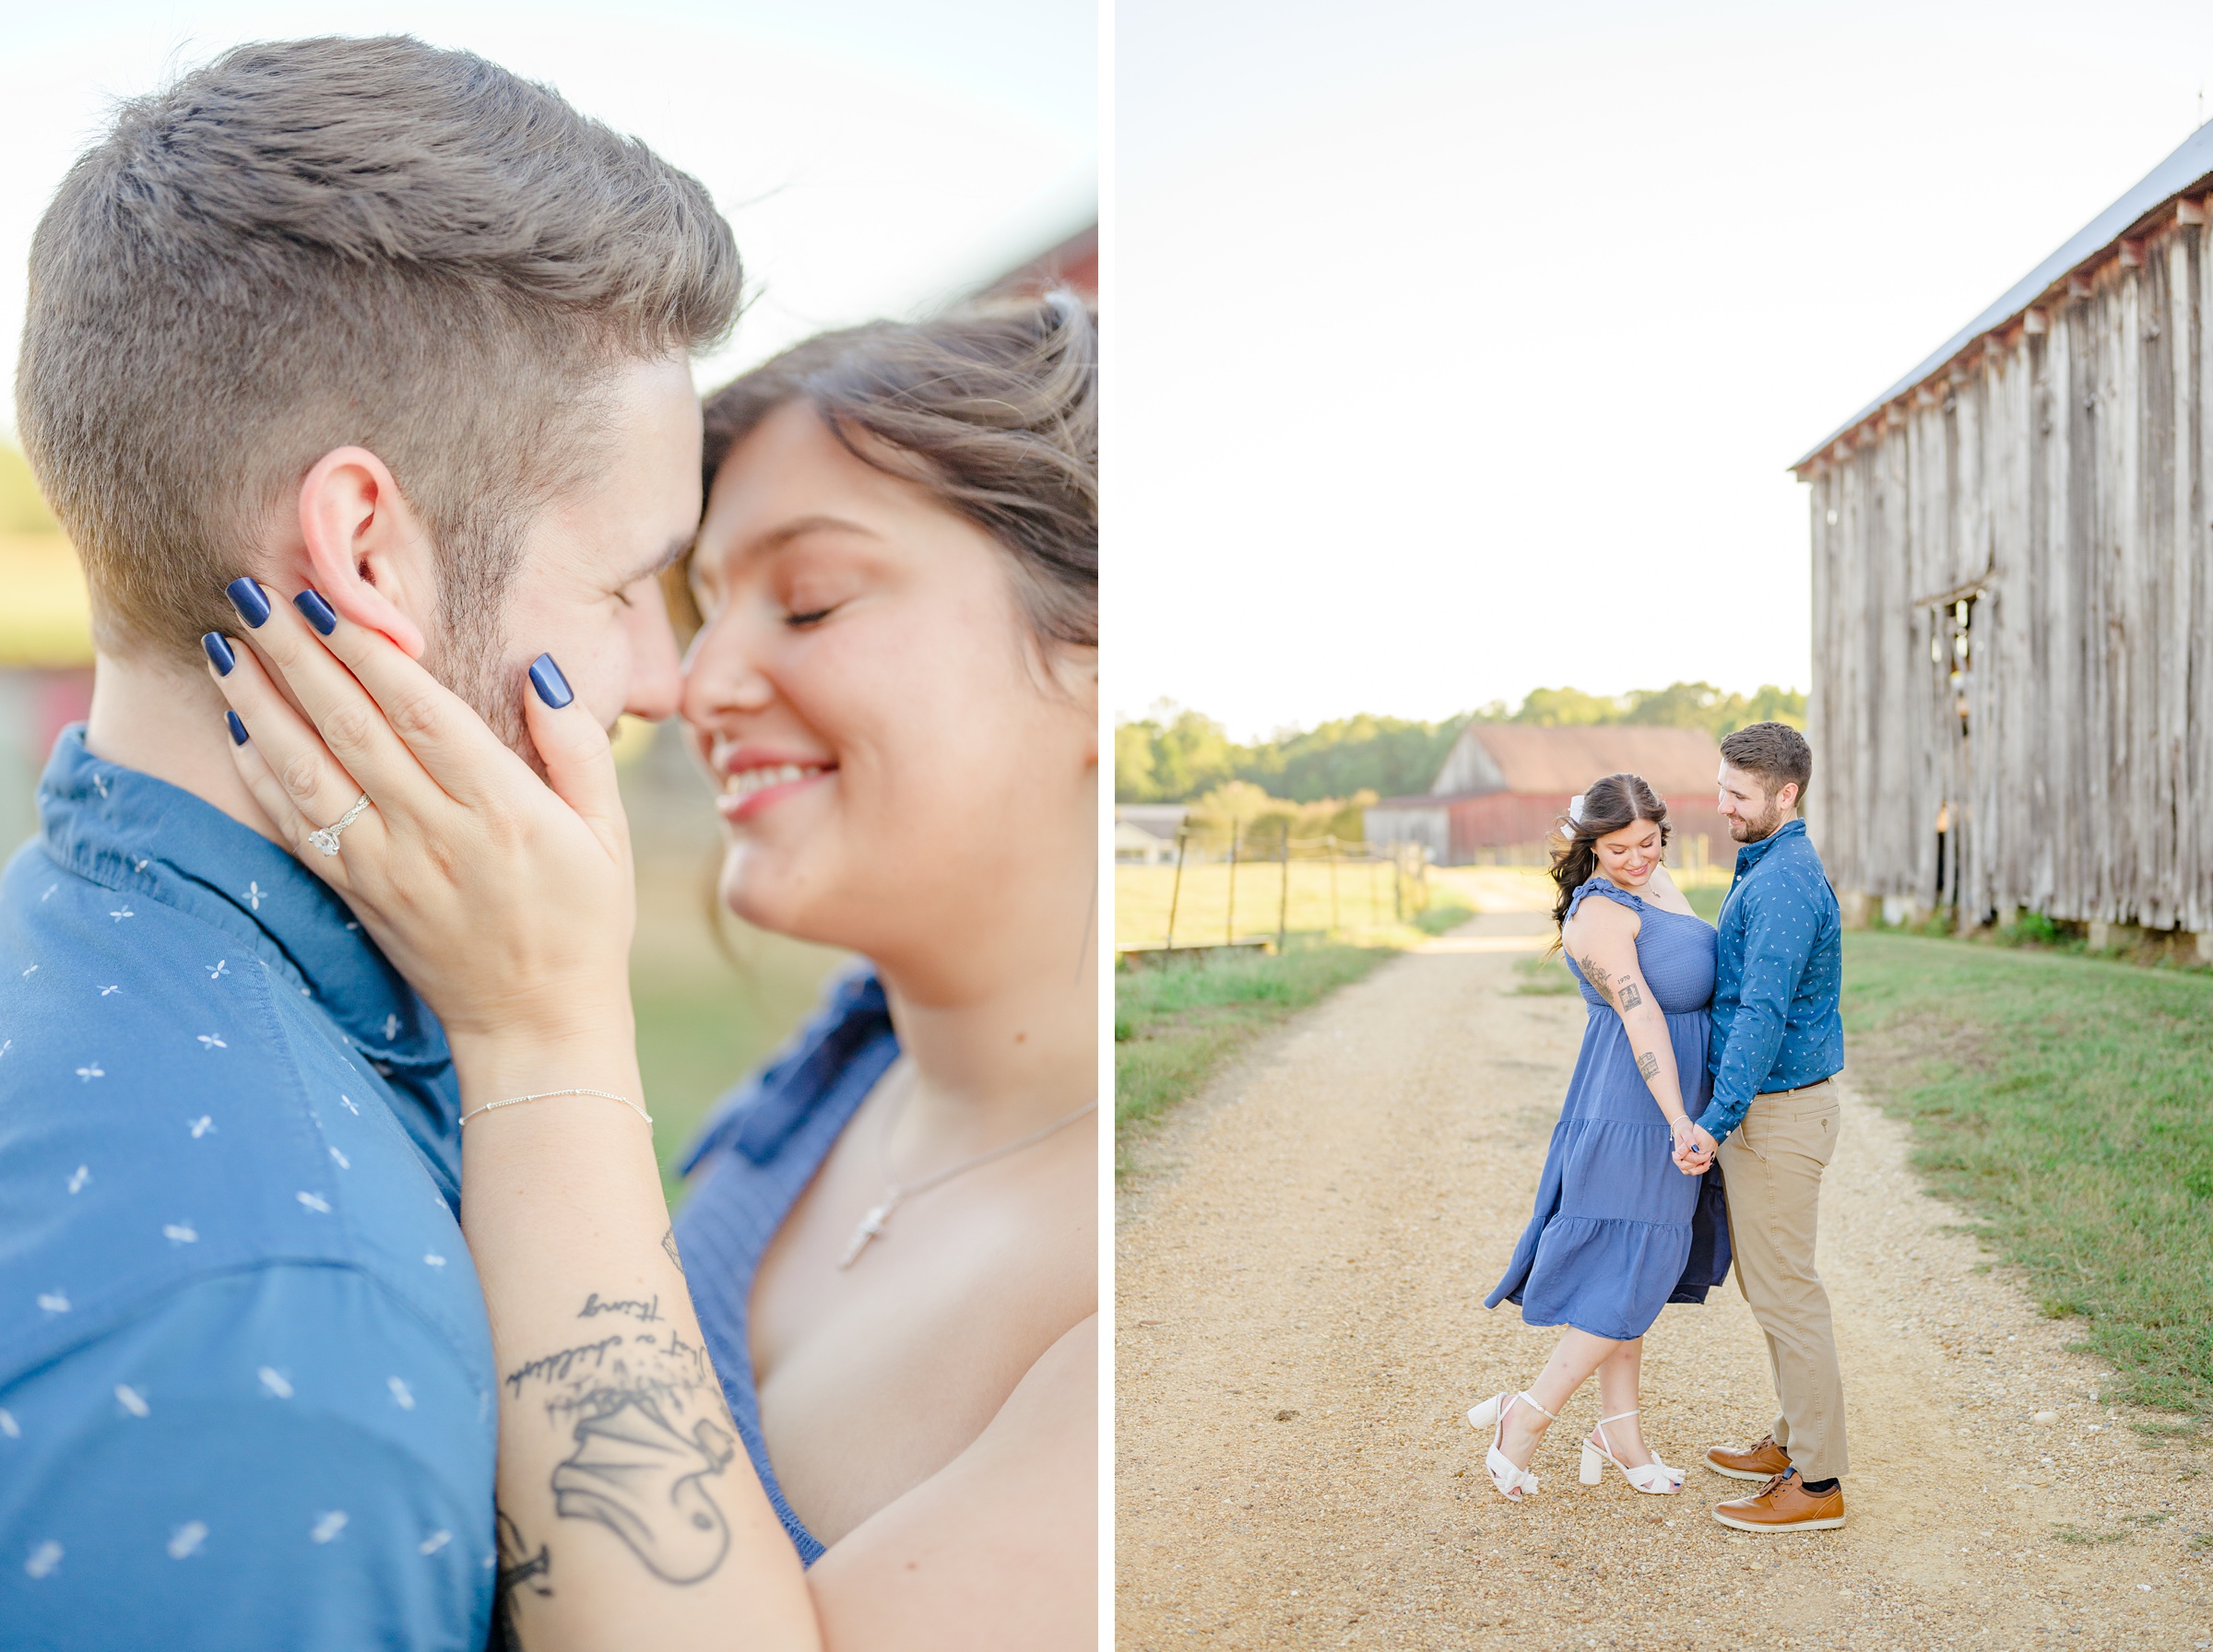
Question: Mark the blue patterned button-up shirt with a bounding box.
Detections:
[1698,819,1844,1144]
[0,729,496,1648]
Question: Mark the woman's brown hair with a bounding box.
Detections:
[695,290,1097,650]
[1548,772,1672,930]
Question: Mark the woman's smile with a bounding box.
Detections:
[712,745,837,823]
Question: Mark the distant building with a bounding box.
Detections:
[1115,804,1187,864]
[979,222,1096,301]
[1364,725,1729,867]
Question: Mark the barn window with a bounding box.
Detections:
[1929,595,1977,737]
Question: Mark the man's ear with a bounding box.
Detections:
[293,447,432,658]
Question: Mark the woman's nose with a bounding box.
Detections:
[680,614,775,721]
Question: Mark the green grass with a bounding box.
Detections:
[633,940,844,1203]
[1840,931,2213,1425]
[1114,894,1472,1171]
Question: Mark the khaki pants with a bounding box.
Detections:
[1716,1080,1848,1480]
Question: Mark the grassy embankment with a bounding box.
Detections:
[1842,931,2213,1428]
[1114,863,1473,1172]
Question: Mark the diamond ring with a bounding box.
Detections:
[306,793,373,857]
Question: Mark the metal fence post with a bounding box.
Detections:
[1166,827,1188,951]
[1327,834,1340,933]
[1225,820,1239,945]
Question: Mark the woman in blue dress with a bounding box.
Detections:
[1467,772,1731,1500]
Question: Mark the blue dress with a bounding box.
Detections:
[670,971,899,1566]
[1485,879,1732,1339]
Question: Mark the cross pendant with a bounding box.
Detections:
[838,1200,896,1269]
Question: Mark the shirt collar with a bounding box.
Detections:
[37,726,450,1074]
[1730,815,1805,880]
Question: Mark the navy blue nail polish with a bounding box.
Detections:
[226,710,249,746]
[294,588,337,636]
[201,632,235,676]
[225,578,271,628]
[528,653,574,710]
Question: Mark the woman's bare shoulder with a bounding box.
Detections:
[1561,883,1640,951]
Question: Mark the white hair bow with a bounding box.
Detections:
[1568,793,1587,826]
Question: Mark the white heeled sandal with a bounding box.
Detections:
[1579,1409,1685,1493]
[1466,1390,1554,1501]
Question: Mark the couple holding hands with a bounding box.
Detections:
[1470,723,1852,1534]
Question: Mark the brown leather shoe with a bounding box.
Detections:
[1706,1434,1791,1481]
[1712,1471,1845,1533]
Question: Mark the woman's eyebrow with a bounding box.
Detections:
[745,513,882,557]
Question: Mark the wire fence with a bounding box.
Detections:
[1115,828,1434,955]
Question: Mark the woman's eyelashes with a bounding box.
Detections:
[783,605,837,629]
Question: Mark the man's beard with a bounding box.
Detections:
[1728,795,1786,843]
[420,609,544,777]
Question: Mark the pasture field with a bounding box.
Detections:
[1115,855,1436,950]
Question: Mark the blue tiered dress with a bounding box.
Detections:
[1485,879,1732,1339]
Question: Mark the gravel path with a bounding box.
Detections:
[1115,908,2213,1650]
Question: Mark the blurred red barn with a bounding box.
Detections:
[1365,725,1729,867]
[980,222,1095,299]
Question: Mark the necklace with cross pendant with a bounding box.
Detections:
[837,1065,1097,1269]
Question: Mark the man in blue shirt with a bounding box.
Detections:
[1673,723,1848,1535]
[1,38,737,1647]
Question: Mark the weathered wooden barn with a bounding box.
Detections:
[1795,126,2213,944]
[1365,725,1729,867]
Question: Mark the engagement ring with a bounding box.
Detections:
[307,793,373,856]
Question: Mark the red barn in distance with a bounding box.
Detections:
[979,221,1095,299]
[1365,725,1732,869]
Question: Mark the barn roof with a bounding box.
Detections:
[1792,122,2213,473]
[1427,724,1722,799]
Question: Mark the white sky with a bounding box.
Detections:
[1112,0,2213,738]
[0,0,1095,420]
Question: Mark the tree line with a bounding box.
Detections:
[1116,682,1806,806]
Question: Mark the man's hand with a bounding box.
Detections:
[1673,1122,1719,1174]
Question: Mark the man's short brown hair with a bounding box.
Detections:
[1719,721,1813,800]
[16,35,740,663]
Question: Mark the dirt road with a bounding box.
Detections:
[1115,905,2213,1650]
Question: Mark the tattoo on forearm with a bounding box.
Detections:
[1616,980,1643,1013]
[503,1319,737,1586]
[661,1227,685,1276]
[503,1335,625,1394]
[1637,1050,1660,1081]
[580,1292,663,1323]
[495,1508,553,1641]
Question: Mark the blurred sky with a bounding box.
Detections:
[0,0,1095,420]
[1114,0,2213,738]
